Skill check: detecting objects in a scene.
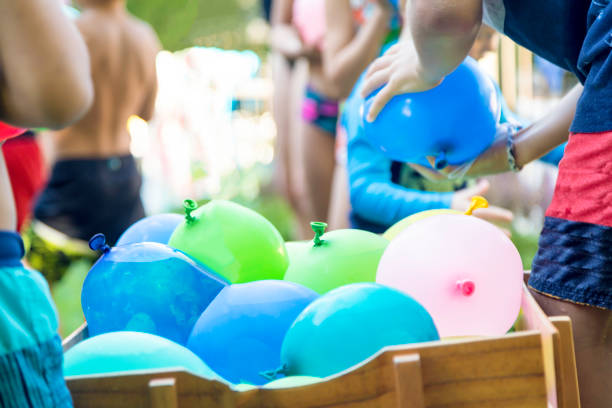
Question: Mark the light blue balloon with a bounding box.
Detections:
[82,235,228,345]
[64,331,220,380]
[187,280,318,385]
[362,57,500,169]
[116,213,183,246]
[281,283,439,378]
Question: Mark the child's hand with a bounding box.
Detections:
[409,124,521,180]
[451,179,514,235]
[360,42,442,122]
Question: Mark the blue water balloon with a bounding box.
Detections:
[64,331,220,379]
[187,280,318,385]
[362,57,500,169]
[116,213,183,246]
[281,283,439,378]
[82,234,228,345]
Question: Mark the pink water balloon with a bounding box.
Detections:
[293,0,326,49]
[376,214,523,337]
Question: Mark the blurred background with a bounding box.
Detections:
[51,0,576,336]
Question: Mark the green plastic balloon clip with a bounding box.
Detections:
[311,222,328,247]
[464,196,488,216]
[89,233,111,253]
[456,279,475,296]
[184,199,198,224]
[259,364,288,381]
[434,151,448,170]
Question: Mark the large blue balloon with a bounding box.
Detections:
[362,57,500,169]
[186,280,318,385]
[64,331,220,379]
[116,213,183,246]
[281,283,439,378]
[82,234,228,345]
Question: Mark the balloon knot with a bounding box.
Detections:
[89,233,111,253]
[434,151,448,170]
[311,222,328,247]
[457,280,475,296]
[464,196,488,216]
[184,199,198,223]
[259,364,288,381]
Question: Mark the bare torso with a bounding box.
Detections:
[52,7,159,159]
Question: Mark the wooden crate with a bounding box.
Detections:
[62,278,580,408]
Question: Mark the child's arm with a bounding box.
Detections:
[269,0,313,60]
[362,0,483,120]
[412,84,582,179]
[323,0,392,99]
[348,130,453,226]
[348,123,512,228]
[0,0,93,129]
[0,147,16,231]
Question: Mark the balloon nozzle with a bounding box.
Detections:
[311,221,328,247]
[434,152,447,170]
[457,280,475,296]
[184,199,198,223]
[464,196,488,215]
[89,233,111,253]
[259,364,288,381]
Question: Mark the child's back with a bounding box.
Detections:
[52,2,159,159]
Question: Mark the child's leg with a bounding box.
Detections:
[299,85,338,224]
[301,122,335,223]
[531,291,612,408]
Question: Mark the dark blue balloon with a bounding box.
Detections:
[362,57,500,169]
[82,238,228,345]
[186,280,318,385]
[116,213,183,246]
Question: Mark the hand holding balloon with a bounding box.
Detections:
[361,57,499,168]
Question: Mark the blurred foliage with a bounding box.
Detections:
[511,228,540,270]
[127,0,267,53]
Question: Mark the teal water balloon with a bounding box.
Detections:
[116,213,183,246]
[361,57,500,169]
[82,234,228,345]
[281,283,439,378]
[64,331,220,379]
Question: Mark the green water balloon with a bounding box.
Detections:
[169,199,289,283]
[283,222,388,294]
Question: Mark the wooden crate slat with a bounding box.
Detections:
[424,376,547,407]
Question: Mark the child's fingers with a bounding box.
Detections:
[365,82,397,122]
[360,67,392,98]
[472,206,514,224]
[364,53,395,80]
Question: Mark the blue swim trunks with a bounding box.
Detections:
[0,231,72,407]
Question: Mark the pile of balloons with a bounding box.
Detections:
[67,196,523,388]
